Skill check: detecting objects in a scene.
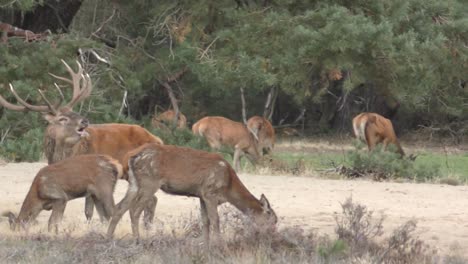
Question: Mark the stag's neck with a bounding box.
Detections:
[225,168,263,215]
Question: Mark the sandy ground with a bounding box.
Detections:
[0,162,467,257]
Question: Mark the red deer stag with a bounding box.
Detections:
[352,112,414,159]
[247,116,275,155]
[192,116,260,171]
[107,143,277,243]
[0,60,163,224]
[152,109,187,130]
[3,154,122,233]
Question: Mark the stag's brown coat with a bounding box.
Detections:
[107,143,277,242]
[352,112,405,156]
[192,116,260,171]
[3,155,122,233]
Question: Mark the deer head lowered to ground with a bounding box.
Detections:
[0,60,163,225]
[352,112,416,160]
[2,154,122,233]
[247,116,276,155]
[191,116,260,171]
[107,143,277,243]
[152,109,187,130]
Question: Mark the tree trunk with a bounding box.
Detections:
[240,87,247,124]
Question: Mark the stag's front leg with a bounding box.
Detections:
[84,195,95,222]
[48,200,66,234]
[199,199,210,244]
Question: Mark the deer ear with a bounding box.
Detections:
[43,113,56,123]
[260,194,271,209]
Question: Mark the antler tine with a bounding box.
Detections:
[0,87,27,112]
[50,59,90,109]
[53,83,65,109]
[37,89,58,115]
[8,83,52,112]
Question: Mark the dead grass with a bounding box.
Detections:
[0,199,464,264]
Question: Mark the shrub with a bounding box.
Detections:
[150,127,211,151]
[343,141,440,181]
[0,128,44,162]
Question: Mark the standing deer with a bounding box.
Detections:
[0,60,163,225]
[247,116,275,155]
[3,154,122,233]
[107,143,277,243]
[352,112,414,159]
[191,116,260,171]
[152,109,187,130]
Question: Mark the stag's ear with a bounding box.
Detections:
[260,194,271,209]
[43,113,56,123]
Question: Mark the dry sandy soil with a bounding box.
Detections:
[0,161,467,257]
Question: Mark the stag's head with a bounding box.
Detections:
[0,60,92,163]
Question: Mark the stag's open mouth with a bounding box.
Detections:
[76,126,89,137]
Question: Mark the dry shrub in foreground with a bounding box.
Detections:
[0,199,462,264]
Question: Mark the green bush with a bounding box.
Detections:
[345,141,440,181]
[0,128,44,162]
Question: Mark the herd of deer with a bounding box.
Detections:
[0,61,411,243]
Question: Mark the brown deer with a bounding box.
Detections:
[191,116,260,171]
[247,116,275,155]
[151,109,187,130]
[352,112,414,159]
[107,143,277,243]
[3,154,122,233]
[0,60,163,225]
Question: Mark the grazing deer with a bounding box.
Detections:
[107,143,277,243]
[247,116,275,155]
[352,112,414,159]
[3,154,122,233]
[191,116,260,171]
[0,60,163,224]
[152,109,187,130]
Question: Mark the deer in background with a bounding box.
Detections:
[152,109,187,130]
[247,116,275,155]
[3,154,122,233]
[107,143,277,243]
[192,116,260,171]
[0,60,163,225]
[352,112,415,159]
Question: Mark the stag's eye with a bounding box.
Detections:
[58,117,69,123]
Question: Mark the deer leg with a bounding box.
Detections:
[107,182,138,238]
[143,195,157,229]
[199,199,210,244]
[233,148,242,172]
[48,200,66,234]
[130,190,156,238]
[93,185,116,221]
[84,195,95,222]
[204,199,220,242]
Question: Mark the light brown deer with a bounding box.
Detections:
[247,116,275,155]
[151,109,187,130]
[352,112,414,159]
[0,60,163,224]
[191,116,260,171]
[107,143,277,243]
[3,154,122,233]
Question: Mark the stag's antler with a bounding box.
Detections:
[0,60,92,114]
[0,83,57,113]
[49,60,92,109]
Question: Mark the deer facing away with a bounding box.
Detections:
[0,60,163,225]
[107,143,277,243]
[3,154,123,233]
